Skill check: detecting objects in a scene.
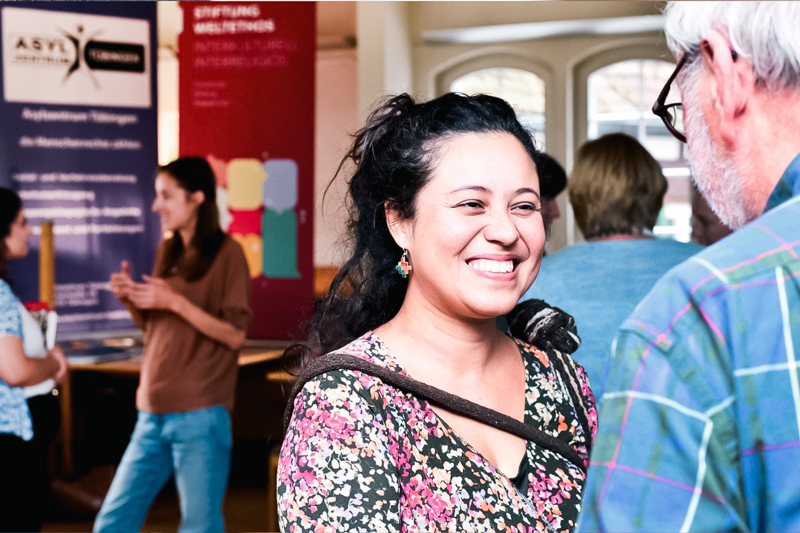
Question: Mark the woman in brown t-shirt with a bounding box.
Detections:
[94,157,251,533]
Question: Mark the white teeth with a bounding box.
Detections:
[468,259,514,273]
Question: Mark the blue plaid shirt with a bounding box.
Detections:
[578,153,800,533]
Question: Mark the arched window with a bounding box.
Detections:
[587,59,691,242]
[451,67,546,149]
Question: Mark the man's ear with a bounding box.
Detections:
[701,29,754,147]
[384,201,412,250]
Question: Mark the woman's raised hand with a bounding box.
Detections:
[110,261,135,300]
[126,274,180,311]
[112,259,178,311]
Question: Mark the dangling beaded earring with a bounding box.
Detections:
[395,249,412,278]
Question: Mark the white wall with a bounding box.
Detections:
[157,48,179,166]
[408,2,659,34]
[157,1,181,166]
[315,49,360,266]
[357,2,413,118]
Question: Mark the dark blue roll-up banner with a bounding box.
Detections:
[0,2,159,336]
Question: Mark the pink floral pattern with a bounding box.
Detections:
[278,332,597,532]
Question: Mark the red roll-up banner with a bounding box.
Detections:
[179,2,315,340]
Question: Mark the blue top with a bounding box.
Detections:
[520,238,703,399]
[578,152,800,533]
[0,279,33,441]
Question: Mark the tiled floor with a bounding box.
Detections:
[42,485,273,533]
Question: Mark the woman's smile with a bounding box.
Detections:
[466,254,521,280]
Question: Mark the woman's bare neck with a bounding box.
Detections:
[178,227,195,248]
[374,296,514,389]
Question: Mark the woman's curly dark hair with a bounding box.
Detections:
[291,92,541,363]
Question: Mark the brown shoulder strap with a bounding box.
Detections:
[284,353,587,472]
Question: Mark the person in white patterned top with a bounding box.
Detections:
[0,187,68,532]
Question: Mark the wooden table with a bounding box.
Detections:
[59,344,290,476]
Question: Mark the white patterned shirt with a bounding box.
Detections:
[0,279,33,441]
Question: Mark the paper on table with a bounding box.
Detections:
[64,345,140,365]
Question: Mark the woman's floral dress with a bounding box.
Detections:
[278,332,597,533]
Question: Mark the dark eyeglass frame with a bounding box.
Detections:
[652,52,692,143]
[653,48,738,144]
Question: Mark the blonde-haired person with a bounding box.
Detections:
[519,134,703,400]
[570,133,667,240]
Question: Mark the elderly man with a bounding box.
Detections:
[578,3,800,532]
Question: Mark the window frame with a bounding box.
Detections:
[573,46,675,157]
[434,52,553,151]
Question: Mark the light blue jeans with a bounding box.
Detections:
[93,406,232,533]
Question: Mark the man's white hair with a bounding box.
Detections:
[664,1,800,92]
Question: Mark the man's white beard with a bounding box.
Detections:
[683,74,756,230]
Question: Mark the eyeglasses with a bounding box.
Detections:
[653,48,739,143]
[652,52,692,143]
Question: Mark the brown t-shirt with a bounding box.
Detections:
[137,235,252,414]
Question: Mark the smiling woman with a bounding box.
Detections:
[279,93,597,533]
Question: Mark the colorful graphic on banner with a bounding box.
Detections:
[0,3,159,335]
[179,2,315,340]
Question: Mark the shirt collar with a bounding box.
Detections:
[764,151,800,213]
